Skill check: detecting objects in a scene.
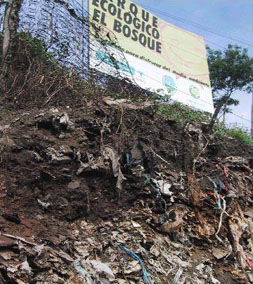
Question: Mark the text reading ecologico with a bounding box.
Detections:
[91,0,162,53]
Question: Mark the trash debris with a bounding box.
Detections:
[0,103,252,283]
[20,259,32,275]
[212,246,231,260]
[47,147,72,164]
[74,259,115,283]
[89,260,115,281]
[103,96,151,110]
[38,199,50,209]
[196,263,221,284]
[229,215,248,269]
[74,260,93,284]
[119,246,154,284]
[103,146,126,191]
[131,220,141,228]
[68,180,81,190]
[159,205,189,233]
[124,260,142,275]
[154,179,173,196]
[173,267,183,284]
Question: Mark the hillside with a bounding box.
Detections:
[0,97,252,284]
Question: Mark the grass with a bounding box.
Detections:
[215,126,253,146]
[2,33,252,148]
[149,95,252,146]
[152,100,211,126]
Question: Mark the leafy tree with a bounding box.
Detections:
[207,44,253,130]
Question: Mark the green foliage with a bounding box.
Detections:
[19,32,54,63]
[153,100,211,126]
[207,44,253,96]
[207,44,253,130]
[215,125,253,146]
[150,93,171,103]
[2,31,94,108]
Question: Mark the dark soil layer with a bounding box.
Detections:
[0,100,252,284]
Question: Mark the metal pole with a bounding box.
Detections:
[251,92,253,138]
[0,1,7,32]
[81,0,85,75]
[87,0,90,72]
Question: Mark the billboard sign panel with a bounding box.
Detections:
[89,0,214,113]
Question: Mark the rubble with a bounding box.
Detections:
[0,101,252,283]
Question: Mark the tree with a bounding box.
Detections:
[207,44,253,130]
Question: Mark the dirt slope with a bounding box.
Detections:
[0,99,252,284]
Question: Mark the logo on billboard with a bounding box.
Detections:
[162,75,177,95]
[189,85,200,99]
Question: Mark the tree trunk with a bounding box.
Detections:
[1,0,23,76]
[208,94,231,132]
[222,101,228,126]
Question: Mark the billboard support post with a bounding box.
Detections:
[87,0,90,72]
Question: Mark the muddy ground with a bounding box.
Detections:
[0,99,252,284]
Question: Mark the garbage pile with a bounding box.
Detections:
[0,100,252,283]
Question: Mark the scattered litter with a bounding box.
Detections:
[103,96,151,110]
[0,103,252,283]
[68,180,81,190]
[20,259,32,275]
[103,146,126,191]
[173,267,183,284]
[47,147,72,164]
[74,260,93,284]
[154,179,173,196]
[124,260,142,274]
[38,199,50,209]
[2,234,38,246]
[224,156,248,165]
[89,260,115,281]
[131,220,141,228]
[52,112,74,131]
[196,263,221,284]
[212,247,231,260]
[120,246,154,284]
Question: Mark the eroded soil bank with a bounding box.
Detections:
[0,99,252,284]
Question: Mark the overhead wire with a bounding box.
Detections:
[15,0,252,125]
[140,4,253,48]
[88,12,209,61]
[86,2,252,124]
[87,1,252,64]
[96,50,251,123]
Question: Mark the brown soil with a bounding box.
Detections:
[0,101,252,284]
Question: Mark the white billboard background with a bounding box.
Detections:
[90,40,214,113]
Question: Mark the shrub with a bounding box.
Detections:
[215,126,253,146]
[151,98,211,126]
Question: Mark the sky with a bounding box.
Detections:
[85,0,252,129]
[133,0,253,131]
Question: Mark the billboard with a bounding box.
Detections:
[89,0,214,113]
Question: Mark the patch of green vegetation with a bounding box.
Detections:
[151,98,211,126]
[148,95,252,146]
[215,126,253,146]
[20,32,54,61]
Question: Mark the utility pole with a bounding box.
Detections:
[251,92,253,138]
